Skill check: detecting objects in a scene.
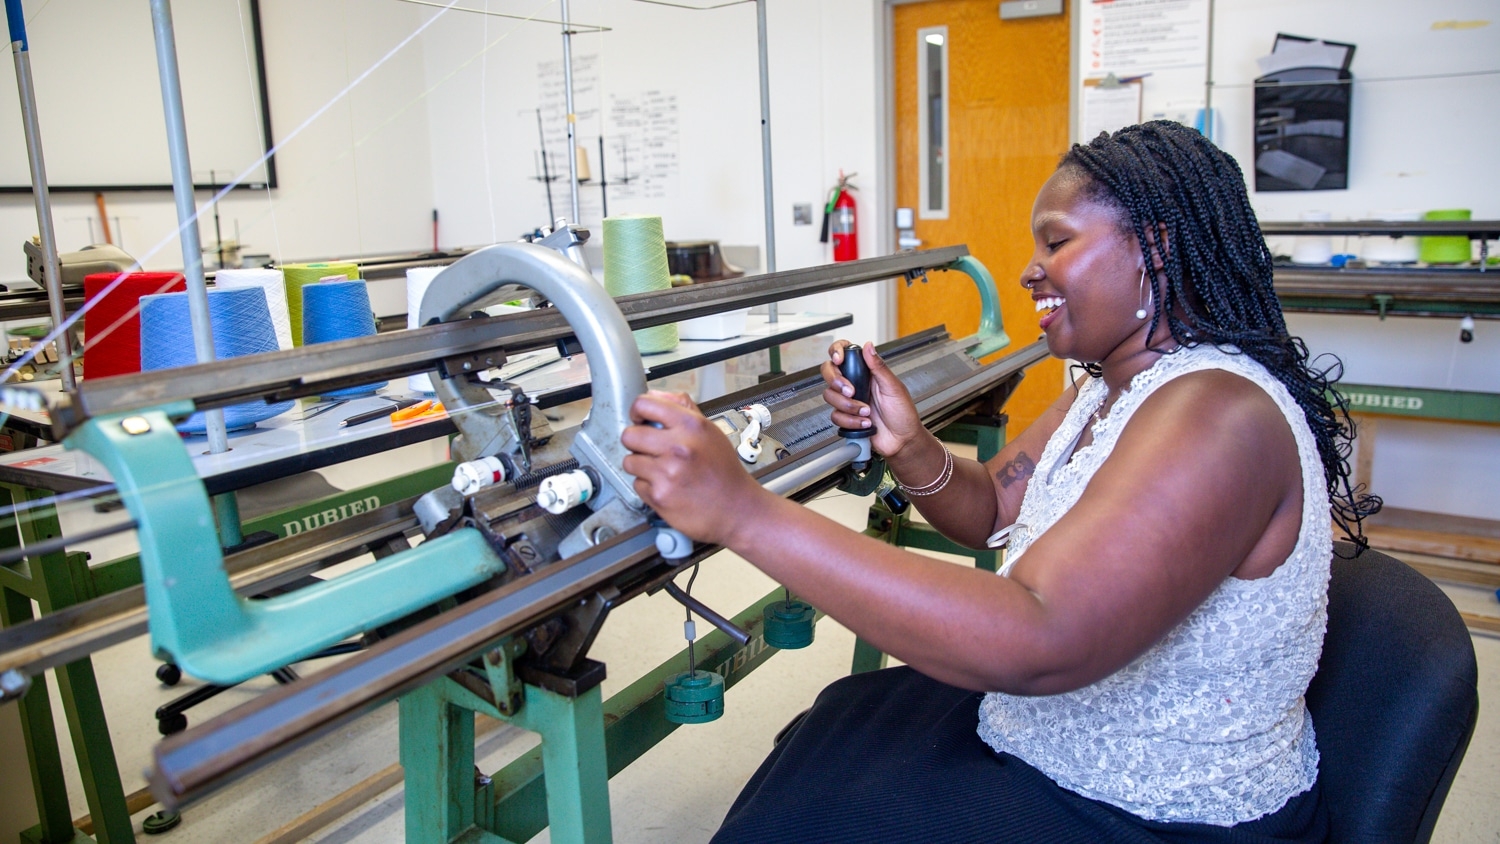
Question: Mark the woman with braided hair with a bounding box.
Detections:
[622,121,1374,841]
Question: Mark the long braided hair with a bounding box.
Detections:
[1061,120,1380,550]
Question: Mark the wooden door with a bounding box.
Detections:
[894,0,1069,432]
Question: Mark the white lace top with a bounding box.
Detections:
[977,344,1332,826]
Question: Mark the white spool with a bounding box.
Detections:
[736,404,773,463]
[452,456,508,495]
[406,266,445,393]
[1290,210,1333,265]
[537,470,594,514]
[213,268,292,350]
[1361,209,1421,264]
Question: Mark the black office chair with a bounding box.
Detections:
[1305,543,1479,843]
[762,545,1479,841]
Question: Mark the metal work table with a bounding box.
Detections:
[0,312,849,496]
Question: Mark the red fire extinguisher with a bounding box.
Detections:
[820,172,858,262]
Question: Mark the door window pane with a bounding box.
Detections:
[918,26,949,219]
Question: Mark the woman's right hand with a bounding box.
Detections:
[821,340,926,459]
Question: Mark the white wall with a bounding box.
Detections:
[2,0,889,342]
[1071,0,1500,520]
[416,0,888,342]
[0,0,437,286]
[1209,0,1499,230]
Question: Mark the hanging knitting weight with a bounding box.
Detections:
[763,599,816,650]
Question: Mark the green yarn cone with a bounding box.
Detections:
[282,262,360,346]
[1419,209,1472,265]
[603,214,679,354]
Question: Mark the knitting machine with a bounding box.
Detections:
[0,243,1048,843]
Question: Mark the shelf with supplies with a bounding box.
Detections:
[1263,219,1500,320]
[1264,220,1500,603]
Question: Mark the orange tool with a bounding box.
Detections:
[390,400,446,426]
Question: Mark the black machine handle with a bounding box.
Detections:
[839,343,875,440]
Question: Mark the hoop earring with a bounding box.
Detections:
[1135,268,1150,320]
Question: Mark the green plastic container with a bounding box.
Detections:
[1420,209,1472,265]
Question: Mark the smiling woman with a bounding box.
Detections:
[623,121,1378,842]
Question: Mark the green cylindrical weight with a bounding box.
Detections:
[664,670,725,724]
[142,811,181,835]
[763,600,816,650]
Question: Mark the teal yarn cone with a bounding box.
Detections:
[603,214,679,354]
[138,287,294,433]
[301,279,388,398]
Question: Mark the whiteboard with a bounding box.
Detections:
[0,0,275,192]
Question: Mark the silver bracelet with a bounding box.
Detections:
[896,446,954,497]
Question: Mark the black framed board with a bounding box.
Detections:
[0,0,277,194]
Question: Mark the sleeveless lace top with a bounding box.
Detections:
[977,344,1332,826]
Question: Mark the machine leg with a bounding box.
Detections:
[20,492,133,844]
[3,589,79,844]
[849,638,888,675]
[3,483,131,843]
[400,675,612,844]
[54,660,134,844]
[509,683,612,844]
[399,683,479,844]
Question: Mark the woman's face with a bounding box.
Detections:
[1021,169,1152,365]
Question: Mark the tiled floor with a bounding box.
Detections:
[12,438,1500,843]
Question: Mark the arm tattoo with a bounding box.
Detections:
[996,452,1036,489]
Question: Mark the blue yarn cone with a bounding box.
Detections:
[301,280,387,398]
[139,287,295,433]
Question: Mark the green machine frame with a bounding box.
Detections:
[0,458,464,844]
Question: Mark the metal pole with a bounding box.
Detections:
[560,0,580,225]
[7,0,76,391]
[755,0,778,311]
[755,0,782,375]
[1202,0,1215,143]
[149,0,230,457]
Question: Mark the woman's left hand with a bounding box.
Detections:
[621,391,769,548]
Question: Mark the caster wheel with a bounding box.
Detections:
[156,663,182,687]
[157,712,188,735]
[142,810,181,835]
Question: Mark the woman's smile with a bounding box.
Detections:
[1036,295,1066,330]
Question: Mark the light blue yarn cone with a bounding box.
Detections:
[139,287,294,433]
[301,279,388,398]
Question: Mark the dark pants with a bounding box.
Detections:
[713,667,1327,843]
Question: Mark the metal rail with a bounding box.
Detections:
[143,338,1049,807]
[0,498,420,681]
[53,246,968,432]
[1260,220,1500,239]
[1273,267,1500,298]
[152,526,660,804]
[1273,266,1500,319]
